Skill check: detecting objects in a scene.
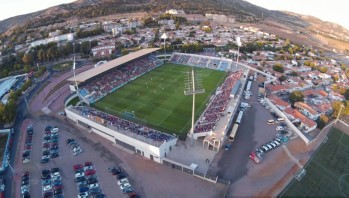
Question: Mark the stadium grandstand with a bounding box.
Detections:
[66,48,180,163]
[170,52,232,71]
[65,49,246,162]
[67,48,162,104]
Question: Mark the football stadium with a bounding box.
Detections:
[65,48,244,163]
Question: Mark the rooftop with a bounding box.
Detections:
[67,48,160,83]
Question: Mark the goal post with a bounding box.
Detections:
[124,111,136,118]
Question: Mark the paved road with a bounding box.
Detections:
[208,74,282,192]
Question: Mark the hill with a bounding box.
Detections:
[0,0,348,52]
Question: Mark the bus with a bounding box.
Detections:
[228,123,239,141]
[246,81,252,91]
[236,111,244,124]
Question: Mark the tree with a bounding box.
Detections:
[273,63,284,73]
[290,71,298,76]
[285,39,290,46]
[332,101,344,118]
[344,89,349,100]
[318,66,328,73]
[317,114,329,129]
[289,90,304,106]
[175,21,180,30]
[279,75,287,82]
[22,54,33,65]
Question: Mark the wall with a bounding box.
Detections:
[65,108,177,163]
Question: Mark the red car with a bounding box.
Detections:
[43,143,50,148]
[73,164,83,171]
[85,170,96,176]
[53,185,63,190]
[85,162,93,166]
[22,171,29,177]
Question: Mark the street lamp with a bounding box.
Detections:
[236,36,241,70]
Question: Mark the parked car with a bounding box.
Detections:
[85,170,96,176]
[276,126,284,131]
[117,178,129,185]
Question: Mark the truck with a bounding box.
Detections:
[246,81,252,91]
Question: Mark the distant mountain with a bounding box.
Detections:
[0,0,348,51]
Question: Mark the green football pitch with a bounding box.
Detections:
[93,63,227,136]
[280,128,349,197]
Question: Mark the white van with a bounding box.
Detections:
[277,118,285,122]
[267,119,275,124]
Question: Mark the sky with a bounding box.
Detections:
[0,0,348,30]
[0,0,76,20]
[245,0,349,30]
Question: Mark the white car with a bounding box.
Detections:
[78,192,88,198]
[84,166,93,171]
[118,178,129,185]
[89,183,99,189]
[43,185,52,192]
[276,126,284,131]
[75,172,84,178]
[51,172,60,178]
[120,183,131,190]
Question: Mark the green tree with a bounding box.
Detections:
[279,75,287,82]
[22,54,33,65]
[273,63,284,73]
[318,66,328,73]
[289,90,304,106]
[290,71,298,76]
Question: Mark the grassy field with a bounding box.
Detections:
[93,63,226,136]
[280,128,349,197]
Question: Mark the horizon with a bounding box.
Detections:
[0,0,348,30]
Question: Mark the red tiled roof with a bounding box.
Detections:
[266,84,288,92]
[284,107,317,128]
[268,94,289,108]
[295,102,318,116]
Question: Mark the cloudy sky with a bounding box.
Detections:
[245,0,349,30]
[0,0,348,30]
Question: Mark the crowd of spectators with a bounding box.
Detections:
[80,55,162,103]
[170,53,231,71]
[194,70,243,133]
[73,106,176,143]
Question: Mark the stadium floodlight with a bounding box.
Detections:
[184,67,205,146]
[72,56,81,103]
[161,32,168,55]
[236,36,242,69]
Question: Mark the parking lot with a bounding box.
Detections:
[208,73,288,192]
[16,116,127,198]
[15,113,227,198]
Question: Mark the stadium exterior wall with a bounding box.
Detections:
[65,107,177,163]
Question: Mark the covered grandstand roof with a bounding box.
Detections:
[67,48,160,83]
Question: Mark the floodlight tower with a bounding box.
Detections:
[184,67,205,146]
[161,32,168,55]
[72,41,81,104]
[235,36,242,70]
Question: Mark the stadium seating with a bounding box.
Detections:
[79,55,162,103]
[74,106,175,143]
[170,53,231,71]
[194,70,243,133]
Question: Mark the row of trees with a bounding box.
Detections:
[0,79,32,124]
